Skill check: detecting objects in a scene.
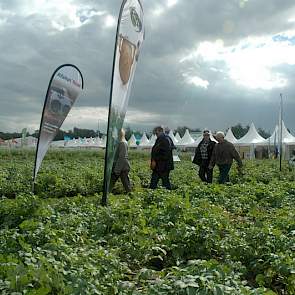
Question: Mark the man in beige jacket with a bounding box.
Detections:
[110,129,131,193]
[209,131,243,184]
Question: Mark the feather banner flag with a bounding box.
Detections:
[102,0,145,205]
[33,64,84,190]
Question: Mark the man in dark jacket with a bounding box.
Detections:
[150,126,174,189]
[209,131,243,184]
[193,130,216,183]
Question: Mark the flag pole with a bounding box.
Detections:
[279,93,283,171]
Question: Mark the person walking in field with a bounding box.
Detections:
[110,129,131,193]
[192,129,216,183]
[209,131,243,184]
[150,126,174,190]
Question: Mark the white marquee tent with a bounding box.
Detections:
[268,121,295,159]
[100,136,107,148]
[178,129,195,146]
[235,123,268,159]
[175,132,181,142]
[128,134,137,148]
[268,121,295,145]
[50,140,65,148]
[237,123,267,146]
[149,134,156,145]
[168,130,178,145]
[66,138,79,148]
[139,132,151,147]
[5,136,37,148]
[225,128,238,144]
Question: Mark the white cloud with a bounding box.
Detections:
[1,0,107,32]
[23,0,82,30]
[151,0,179,18]
[62,106,162,132]
[239,0,249,9]
[181,34,295,89]
[103,14,116,28]
[2,0,295,133]
[125,109,162,124]
[63,106,108,131]
[152,6,165,17]
[183,74,209,89]
[0,8,14,26]
[166,0,178,8]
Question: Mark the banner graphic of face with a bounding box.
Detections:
[102,0,144,203]
[33,65,83,182]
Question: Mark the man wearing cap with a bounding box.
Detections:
[192,130,216,183]
[209,131,243,184]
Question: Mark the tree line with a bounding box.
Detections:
[0,128,99,141]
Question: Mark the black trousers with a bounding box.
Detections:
[110,170,131,193]
[199,160,213,183]
[218,164,231,184]
[149,171,171,190]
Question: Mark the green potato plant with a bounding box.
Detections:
[0,149,294,294]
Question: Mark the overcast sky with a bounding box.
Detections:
[1,0,295,134]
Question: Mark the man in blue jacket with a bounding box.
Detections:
[150,126,174,189]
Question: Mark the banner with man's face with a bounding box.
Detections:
[33,65,83,181]
[102,0,144,204]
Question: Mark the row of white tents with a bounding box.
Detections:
[2,121,295,159]
[130,121,295,147]
[0,136,107,149]
[121,121,295,160]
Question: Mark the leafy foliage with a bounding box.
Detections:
[0,150,294,294]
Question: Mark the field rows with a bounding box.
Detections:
[0,150,294,294]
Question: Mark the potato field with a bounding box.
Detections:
[0,150,294,294]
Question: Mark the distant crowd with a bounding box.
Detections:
[110,127,243,193]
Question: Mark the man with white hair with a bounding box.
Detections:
[209,131,242,184]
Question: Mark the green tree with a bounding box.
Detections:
[175,126,191,137]
[231,124,249,139]
[72,127,96,139]
[124,126,132,141]
[257,128,270,139]
[0,131,22,140]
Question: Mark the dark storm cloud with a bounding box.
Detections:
[1,0,295,134]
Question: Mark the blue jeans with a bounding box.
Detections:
[150,171,171,190]
[218,164,232,184]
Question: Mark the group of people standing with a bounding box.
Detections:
[193,130,243,184]
[110,127,243,193]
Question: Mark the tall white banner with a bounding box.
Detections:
[33,64,84,186]
[102,0,145,205]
